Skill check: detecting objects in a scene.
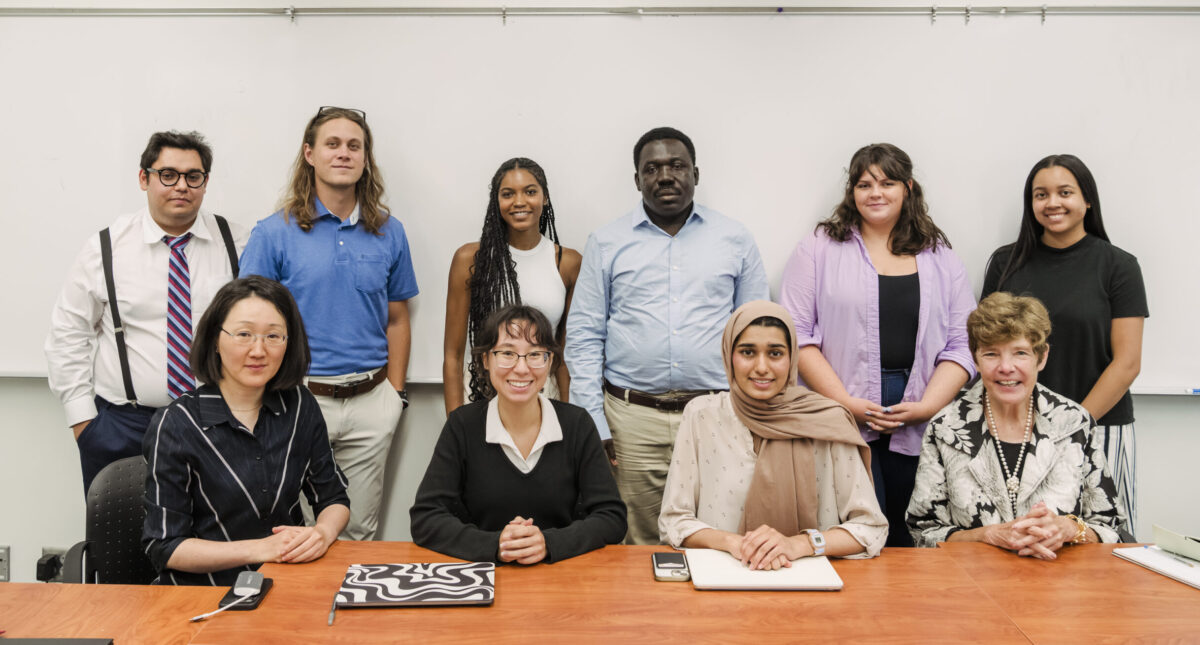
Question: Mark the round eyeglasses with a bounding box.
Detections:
[221,329,288,346]
[145,167,209,189]
[489,350,552,369]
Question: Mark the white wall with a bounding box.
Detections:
[2,5,1199,582]
[2,377,1196,582]
[1,6,1199,387]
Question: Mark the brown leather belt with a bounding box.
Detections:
[307,369,387,399]
[603,380,720,412]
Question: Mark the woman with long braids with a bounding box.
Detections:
[442,158,582,414]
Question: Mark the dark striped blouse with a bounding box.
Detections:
[142,384,349,585]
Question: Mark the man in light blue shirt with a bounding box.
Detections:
[240,107,418,541]
[566,127,769,544]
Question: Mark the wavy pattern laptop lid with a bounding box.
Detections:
[335,562,495,607]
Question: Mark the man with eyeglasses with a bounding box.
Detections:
[240,107,418,541]
[46,130,247,494]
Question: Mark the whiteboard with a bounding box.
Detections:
[1,6,1197,390]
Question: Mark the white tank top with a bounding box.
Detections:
[510,235,567,332]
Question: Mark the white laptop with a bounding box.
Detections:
[684,548,844,591]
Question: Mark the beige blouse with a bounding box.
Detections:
[658,393,888,558]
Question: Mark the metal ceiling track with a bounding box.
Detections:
[1,5,1199,21]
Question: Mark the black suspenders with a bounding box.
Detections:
[213,214,240,280]
[99,227,137,403]
[99,214,239,404]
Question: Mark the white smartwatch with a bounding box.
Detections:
[801,529,826,556]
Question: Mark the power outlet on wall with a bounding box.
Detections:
[42,546,68,582]
[0,545,10,582]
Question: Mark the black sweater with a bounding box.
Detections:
[410,399,627,563]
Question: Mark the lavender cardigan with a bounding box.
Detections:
[779,228,976,456]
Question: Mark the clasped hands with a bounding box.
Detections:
[982,501,1080,560]
[261,524,336,564]
[499,516,548,564]
[724,524,813,571]
[852,398,933,434]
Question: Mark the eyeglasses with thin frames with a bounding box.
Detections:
[222,329,288,347]
[145,167,209,189]
[490,350,553,369]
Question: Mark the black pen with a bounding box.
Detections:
[328,592,338,626]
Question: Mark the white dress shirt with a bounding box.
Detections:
[45,207,248,426]
[485,394,563,473]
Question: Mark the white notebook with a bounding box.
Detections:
[1113,545,1200,591]
[684,548,844,591]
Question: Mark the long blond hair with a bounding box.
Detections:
[279,107,389,235]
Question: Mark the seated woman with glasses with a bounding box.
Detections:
[659,301,887,570]
[906,292,1127,557]
[411,304,626,564]
[142,276,350,585]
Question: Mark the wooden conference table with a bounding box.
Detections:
[2,542,1197,644]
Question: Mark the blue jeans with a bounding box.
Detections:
[869,368,919,548]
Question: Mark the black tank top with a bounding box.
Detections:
[878,272,919,370]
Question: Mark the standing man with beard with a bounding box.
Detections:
[566,127,769,544]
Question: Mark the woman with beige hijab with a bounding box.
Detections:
[659,301,887,570]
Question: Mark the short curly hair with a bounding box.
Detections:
[468,304,562,401]
[967,292,1051,361]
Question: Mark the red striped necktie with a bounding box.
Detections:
[165,233,196,399]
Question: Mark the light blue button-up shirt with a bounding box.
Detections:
[566,203,769,439]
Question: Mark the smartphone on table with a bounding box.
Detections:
[652,552,690,581]
[218,570,273,610]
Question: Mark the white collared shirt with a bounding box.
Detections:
[485,394,563,473]
[45,207,248,425]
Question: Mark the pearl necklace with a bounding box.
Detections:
[984,390,1034,512]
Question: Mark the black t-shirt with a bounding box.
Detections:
[982,235,1148,426]
[879,272,920,371]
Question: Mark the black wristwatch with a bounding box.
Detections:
[397,389,409,410]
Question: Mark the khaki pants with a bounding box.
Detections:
[603,391,684,545]
[308,370,403,541]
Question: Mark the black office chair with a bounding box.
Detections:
[61,455,158,584]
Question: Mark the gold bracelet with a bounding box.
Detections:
[1064,514,1088,544]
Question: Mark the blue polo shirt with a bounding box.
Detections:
[239,200,419,375]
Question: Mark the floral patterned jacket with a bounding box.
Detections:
[906,381,1126,547]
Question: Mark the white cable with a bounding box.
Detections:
[188,593,252,622]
